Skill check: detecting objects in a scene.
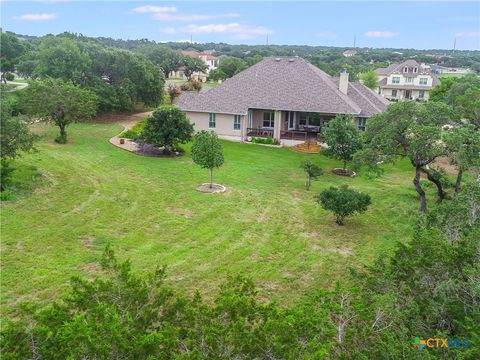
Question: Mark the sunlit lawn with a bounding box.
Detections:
[1,121,428,314]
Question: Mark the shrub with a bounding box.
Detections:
[142,106,194,154]
[120,118,147,140]
[4,72,15,81]
[251,137,279,145]
[316,185,371,225]
[180,80,202,92]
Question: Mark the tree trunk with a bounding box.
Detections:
[57,123,67,143]
[422,167,446,204]
[210,168,213,189]
[343,159,347,171]
[454,169,463,194]
[306,175,311,191]
[413,165,427,213]
[336,215,344,225]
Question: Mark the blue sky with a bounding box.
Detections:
[2,1,479,50]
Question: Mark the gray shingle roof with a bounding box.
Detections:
[376,60,434,77]
[178,57,386,117]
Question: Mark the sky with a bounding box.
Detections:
[1,1,479,50]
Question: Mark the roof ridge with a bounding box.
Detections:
[306,62,361,114]
[349,82,382,113]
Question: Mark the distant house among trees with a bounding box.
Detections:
[342,49,357,57]
[170,50,219,82]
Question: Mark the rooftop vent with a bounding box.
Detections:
[288,58,295,62]
[275,58,281,62]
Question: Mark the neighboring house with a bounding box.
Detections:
[343,50,357,57]
[376,60,440,101]
[177,57,388,144]
[170,50,219,82]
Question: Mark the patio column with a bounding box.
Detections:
[240,114,247,141]
[273,110,282,141]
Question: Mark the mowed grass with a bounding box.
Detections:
[1,122,426,314]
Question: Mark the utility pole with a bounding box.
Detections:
[453,37,456,53]
[190,34,193,44]
[353,35,356,48]
[266,35,269,46]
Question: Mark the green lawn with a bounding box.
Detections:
[1,122,426,314]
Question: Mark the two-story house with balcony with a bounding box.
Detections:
[375,60,440,101]
[170,50,219,82]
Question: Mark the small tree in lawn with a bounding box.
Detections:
[323,115,362,173]
[166,84,181,104]
[301,160,323,190]
[21,78,98,143]
[316,185,371,225]
[191,131,224,189]
[142,106,194,154]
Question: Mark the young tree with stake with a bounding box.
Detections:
[191,131,224,189]
[301,160,323,190]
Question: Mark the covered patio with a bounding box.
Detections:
[246,109,335,142]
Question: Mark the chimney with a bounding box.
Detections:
[339,70,349,95]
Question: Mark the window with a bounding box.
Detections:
[406,77,413,83]
[233,115,241,130]
[403,67,408,73]
[299,112,308,126]
[288,111,295,129]
[392,76,400,84]
[414,67,418,73]
[209,113,216,128]
[419,90,425,99]
[358,118,367,131]
[309,113,321,126]
[392,89,397,97]
[419,78,428,85]
[263,111,274,128]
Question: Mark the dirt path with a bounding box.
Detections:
[95,111,152,152]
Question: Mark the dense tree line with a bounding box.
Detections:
[1,181,478,358]
[13,34,164,113]
[6,30,479,85]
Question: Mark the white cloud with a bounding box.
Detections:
[455,31,480,37]
[365,31,398,38]
[14,13,57,21]
[160,26,176,34]
[132,5,177,14]
[182,23,272,40]
[132,5,238,22]
[153,12,239,22]
[316,31,338,39]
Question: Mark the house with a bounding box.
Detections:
[343,50,357,57]
[177,57,388,144]
[170,50,219,82]
[376,60,440,101]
